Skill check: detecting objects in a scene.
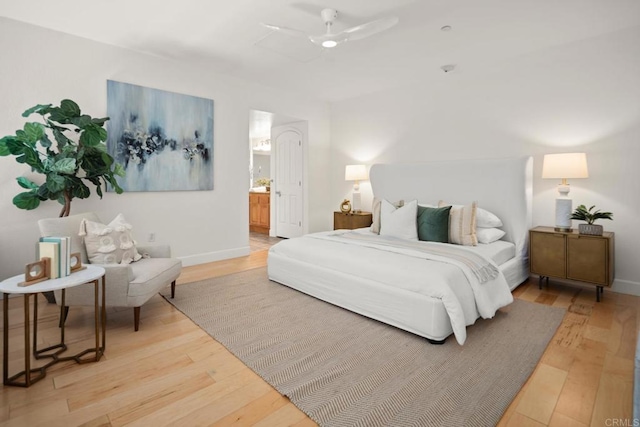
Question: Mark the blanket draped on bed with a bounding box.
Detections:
[321,231,499,284]
[306,231,514,344]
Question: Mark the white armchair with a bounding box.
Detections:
[38,212,182,331]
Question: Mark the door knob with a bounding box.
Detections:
[276,191,282,196]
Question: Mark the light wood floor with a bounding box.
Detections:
[0,250,637,426]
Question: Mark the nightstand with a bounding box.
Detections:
[334,211,373,230]
[529,226,614,301]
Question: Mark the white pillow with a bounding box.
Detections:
[80,213,143,264]
[477,227,506,244]
[371,197,404,234]
[380,199,418,240]
[438,201,502,228]
[476,208,503,228]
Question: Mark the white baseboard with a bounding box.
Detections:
[178,246,251,267]
[611,279,640,296]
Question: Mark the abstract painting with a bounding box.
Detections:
[106,80,214,191]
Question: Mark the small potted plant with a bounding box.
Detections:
[570,204,613,235]
[254,177,271,191]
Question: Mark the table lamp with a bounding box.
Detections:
[542,153,588,232]
[345,165,368,213]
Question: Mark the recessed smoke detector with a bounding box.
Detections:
[440,25,452,31]
[441,64,456,73]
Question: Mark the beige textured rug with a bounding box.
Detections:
[167,268,565,426]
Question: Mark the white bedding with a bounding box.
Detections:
[269,230,514,345]
[458,239,515,266]
[351,227,516,266]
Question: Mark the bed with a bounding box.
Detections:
[268,157,533,344]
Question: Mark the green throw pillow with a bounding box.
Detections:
[417,206,451,243]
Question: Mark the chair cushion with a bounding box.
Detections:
[128,258,182,300]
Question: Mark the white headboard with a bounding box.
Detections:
[369,156,533,258]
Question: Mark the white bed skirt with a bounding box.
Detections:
[268,250,528,342]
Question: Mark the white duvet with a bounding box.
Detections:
[269,230,514,344]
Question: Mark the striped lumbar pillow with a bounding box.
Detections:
[438,200,478,246]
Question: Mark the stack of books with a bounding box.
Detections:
[38,236,72,279]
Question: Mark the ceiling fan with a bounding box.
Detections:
[262,8,399,49]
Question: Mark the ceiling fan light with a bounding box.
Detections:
[322,40,338,48]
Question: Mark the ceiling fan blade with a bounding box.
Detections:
[261,23,309,39]
[339,16,399,41]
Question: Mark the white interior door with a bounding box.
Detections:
[272,126,303,238]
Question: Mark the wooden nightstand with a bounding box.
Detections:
[529,226,614,301]
[334,211,373,230]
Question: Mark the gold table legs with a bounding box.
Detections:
[2,275,106,387]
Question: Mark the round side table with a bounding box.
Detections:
[0,265,106,387]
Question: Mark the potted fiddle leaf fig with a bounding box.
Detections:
[570,204,613,235]
[0,99,125,217]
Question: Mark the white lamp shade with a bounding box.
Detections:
[345,164,368,181]
[542,153,589,179]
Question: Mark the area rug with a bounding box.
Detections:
[166,268,565,426]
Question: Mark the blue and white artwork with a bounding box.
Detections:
[107,80,214,191]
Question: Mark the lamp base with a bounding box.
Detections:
[352,191,362,213]
[554,226,572,232]
[555,198,572,232]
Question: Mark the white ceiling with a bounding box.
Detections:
[1,0,639,102]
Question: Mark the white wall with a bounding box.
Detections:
[0,18,330,278]
[329,26,640,294]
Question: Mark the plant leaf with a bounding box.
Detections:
[72,181,91,199]
[79,124,103,146]
[97,126,107,141]
[100,151,113,166]
[106,175,124,194]
[91,116,109,126]
[15,129,31,144]
[112,181,123,194]
[93,143,107,153]
[16,176,38,190]
[113,163,126,177]
[0,136,15,156]
[39,133,53,149]
[22,149,43,170]
[60,99,81,117]
[13,191,41,210]
[41,157,54,171]
[28,149,43,167]
[37,184,52,200]
[51,158,77,174]
[46,173,66,193]
[24,122,45,143]
[53,128,72,148]
[48,107,70,124]
[61,144,77,156]
[70,114,92,129]
[22,104,52,117]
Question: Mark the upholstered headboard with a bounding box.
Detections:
[369,156,533,259]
